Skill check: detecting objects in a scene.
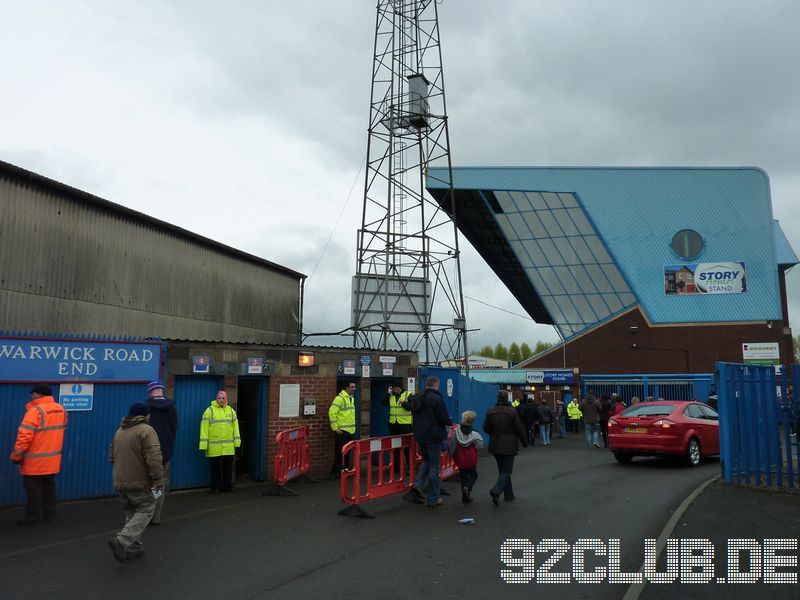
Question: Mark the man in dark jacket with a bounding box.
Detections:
[598,393,613,448]
[410,376,451,507]
[483,391,528,505]
[108,402,163,563]
[580,394,602,448]
[145,381,178,524]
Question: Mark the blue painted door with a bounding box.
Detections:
[171,376,224,489]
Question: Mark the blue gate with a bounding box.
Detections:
[171,376,224,490]
[716,362,795,488]
[581,373,713,404]
[419,367,500,432]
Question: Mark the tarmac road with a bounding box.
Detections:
[0,432,755,600]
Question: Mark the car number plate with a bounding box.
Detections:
[624,427,647,433]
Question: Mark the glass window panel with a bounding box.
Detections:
[553,266,580,294]
[510,241,532,268]
[571,295,598,324]
[604,294,623,313]
[525,268,548,295]
[542,192,562,208]
[539,267,565,294]
[566,208,595,235]
[537,239,564,266]
[584,235,612,263]
[552,209,578,236]
[556,297,581,323]
[618,293,638,307]
[571,265,598,294]
[523,211,548,238]
[522,239,547,265]
[526,191,548,210]
[587,294,612,320]
[602,264,630,292]
[510,191,532,211]
[558,324,574,338]
[537,211,565,237]
[494,191,516,213]
[570,236,596,264]
[558,193,579,208]
[584,264,613,293]
[508,213,531,238]
[496,215,518,241]
[553,238,578,265]
[540,294,567,324]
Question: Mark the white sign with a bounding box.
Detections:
[407,377,416,393]
[382,363,393,376]
[694,262,746,294]
[446,378,454,398]
[379,355,397,363]
[362,365,370,378]
[526,371,545,384]
[59,383,94,411]
[278,384,300,418]
[742,342,780,362]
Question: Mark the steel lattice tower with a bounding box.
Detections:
[351,0,467,366]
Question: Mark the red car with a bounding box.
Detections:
[608,401,719,466]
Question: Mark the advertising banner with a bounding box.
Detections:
[664,262,746,295]
[742,342,780,365]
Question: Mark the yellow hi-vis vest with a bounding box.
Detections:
[199,402,241,457]
[329,390,356,434]
[389,390,412,425]
[567,401,582,420]
[511,399,520,408]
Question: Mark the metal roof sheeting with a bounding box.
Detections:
[429,167,790,325]
[773,220,799,266]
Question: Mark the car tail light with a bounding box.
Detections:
[652,419,675,429]
[609,418,618,427]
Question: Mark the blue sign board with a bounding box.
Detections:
[59,383,94,411]
[359,354,372,366]
[0,337,162,383]
[526,370,574,385]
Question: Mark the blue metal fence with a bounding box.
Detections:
[419,367,500,432]
[717,362,798,489]
[581,373,713,404]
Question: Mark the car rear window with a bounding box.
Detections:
[620,404,675,417]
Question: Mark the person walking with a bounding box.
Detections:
[10,384,67,525]
[385,380,412,475]
[199,390,241,493]
[329,382,357,480]
[411,376,451,507]
[567,397,582,434]
[483,390,528,506]
[520,396,538,448]
[611,395,627,417]
[108,402,164,562]
[599,393,613,448]
[144,380,177,525]
[580,394,602,448]
[536,399,553,446]
[448,410,483,504]
[556,398,568,438]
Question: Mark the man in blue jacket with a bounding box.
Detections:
[410,376,451,507]
[144,381,178,525]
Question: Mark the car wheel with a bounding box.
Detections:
[614,453,633,464]
[685,438,701,467]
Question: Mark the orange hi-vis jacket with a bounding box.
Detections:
[10,396,68,475]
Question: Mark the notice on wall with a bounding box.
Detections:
[59,383,94,411]
[279,384,301,418]
[664,262,747,295]
[742,342,780,365]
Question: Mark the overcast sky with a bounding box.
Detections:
[2,0,799,356]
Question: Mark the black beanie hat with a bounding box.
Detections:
[128,402,150,417]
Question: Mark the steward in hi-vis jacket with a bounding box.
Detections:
[199,390,240,493]
[328,383,356,479]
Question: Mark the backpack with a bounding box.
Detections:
[453,443,478,469]
[402,391,424,412]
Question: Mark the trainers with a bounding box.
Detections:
[108,538,127,563]
[461,487,473,504]
[412,485,425,499]
[427,498,444,507]
[490,491,500,506]
[593,442,600,447]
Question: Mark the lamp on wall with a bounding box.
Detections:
[298,352,315,367]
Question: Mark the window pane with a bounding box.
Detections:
[571,295,598,323]
[538,239,564,265]
[603,265,629,292]
[540,294,567,324]
[618,292,638,306]
[526,191,548,210]
[537,211,565,237]
[557,298,581,323]
[584,264,613,293]
[553,266,580,294]
[604,294,623,313]
[523,211,548,238]
[584,236,612,263]
[558,193,579,208]
[539,267,565,294]
[570,237,596,264]
[525,268,548,295]
[553,238,578,265]
[566,208,594,235]
[552,209,578,236]
[494,191,516,213]
[587,294,611,320]
[510,241,532,268]
[542,192,562,209]
[522,239,547,265]
[496,215,518,241]
[510,191,532,211]
[508,213,531,238]
[571,265,598,294]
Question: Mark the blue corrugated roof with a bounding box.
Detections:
[773,220,799,266]
[429,167,788,324]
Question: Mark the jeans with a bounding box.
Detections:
[584,422,600,448]
[490,454,516,500]
[539,423,551,445]
[558,416,566,438]
[414,442,441,505]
